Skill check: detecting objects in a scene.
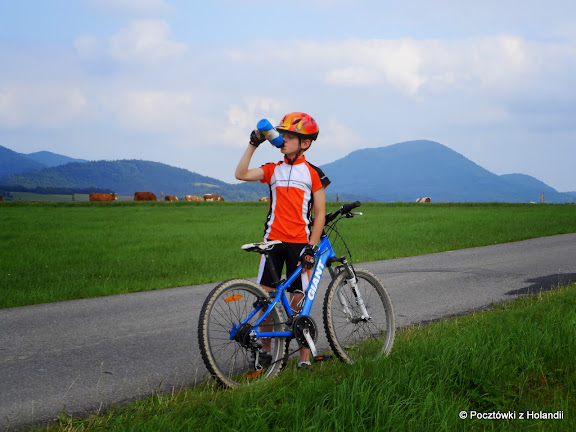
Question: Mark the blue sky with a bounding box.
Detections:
[1,0,575,192]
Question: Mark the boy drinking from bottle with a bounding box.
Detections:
[235,112,330,369]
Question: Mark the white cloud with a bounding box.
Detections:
[225,98,286,129]
[448,36,531,89]
[107,20,188,63]
[316,117,362,150]
[334,36,532,94]
[221,98,290,147]
[0,84,87,128]
[74,34,105,62]
[230,35,559,95]
[101,89,196,131]
[325,66,381,87]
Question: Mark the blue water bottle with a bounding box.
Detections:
[257,119,284,148]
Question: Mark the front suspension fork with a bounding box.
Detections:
[334,258,370,321]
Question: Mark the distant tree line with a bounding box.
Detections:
[0,185,115,195]
[0,159,271,201]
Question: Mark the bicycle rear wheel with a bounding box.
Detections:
[198,279,287,388]
[323,268,395,363]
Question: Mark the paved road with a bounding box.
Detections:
[1,234,575,430]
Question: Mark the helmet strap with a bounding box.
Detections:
[286,138,302,165]
[286,152,301,165]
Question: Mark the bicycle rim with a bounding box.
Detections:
[198,279,287,388]
[323,268,395,363]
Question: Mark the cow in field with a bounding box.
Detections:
[259,196,270,202]
[185,195,203,201]
[165,195,178,201]
[89,193,117,202]
[203,194,224,201]
[0,194,3,201]
[416,197,431,203]
[134,191,157,201]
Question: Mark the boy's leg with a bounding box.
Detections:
[290,292,311,364]
[284,243,312,366]
[257,247,283,355]
[259,285,274,353]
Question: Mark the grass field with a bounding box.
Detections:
[36,283,576,432]
[2,200,573,431]
[1,201,575,309]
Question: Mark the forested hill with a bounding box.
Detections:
[0,145,46,177]
[1,141,574,202]
[0,159,267,200]
[319,140,574,203]
[0,145,88,178]
[25,150,87,167]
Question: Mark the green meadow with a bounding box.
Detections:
[1,201,575,309]
[2,200,573,431]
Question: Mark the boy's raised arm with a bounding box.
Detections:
[235,144,264,182]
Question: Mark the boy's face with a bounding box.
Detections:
[279,132,311,158]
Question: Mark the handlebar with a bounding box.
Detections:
[325,201,361,225]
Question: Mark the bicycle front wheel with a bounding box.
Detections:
[198,279,287,388]
[323,268,395,363]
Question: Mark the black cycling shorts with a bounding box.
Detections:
[257,242,309,293]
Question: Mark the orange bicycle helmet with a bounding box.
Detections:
[277,112,319,141]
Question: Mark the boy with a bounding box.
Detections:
[235,112,330,369]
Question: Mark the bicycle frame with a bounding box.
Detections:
[230,235,337,341]
[199,201,395,387]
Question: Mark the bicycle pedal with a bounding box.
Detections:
[313,355,334,362]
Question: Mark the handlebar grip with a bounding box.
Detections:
[324,201,362,225]
[340,201,361,214]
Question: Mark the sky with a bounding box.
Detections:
[0,0,575,191]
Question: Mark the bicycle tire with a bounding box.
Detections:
[198,279,287,388]
[323,268,395,363]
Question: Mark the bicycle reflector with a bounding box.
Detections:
[313,355,334,362]
[248,370,263,380]
[224,294,243,302]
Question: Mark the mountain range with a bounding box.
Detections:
[0,141,574,203]
[321,140,575,203]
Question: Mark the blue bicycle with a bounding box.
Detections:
[198,202,395,388]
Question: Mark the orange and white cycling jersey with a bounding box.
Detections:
[260,155,330,243]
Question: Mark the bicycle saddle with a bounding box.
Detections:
[241,240,282,253]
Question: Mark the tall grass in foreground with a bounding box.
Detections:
[1,202,575,308]
[40,284,576,432]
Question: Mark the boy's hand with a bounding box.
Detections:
[299,244,319,270]
[249,130,266,147]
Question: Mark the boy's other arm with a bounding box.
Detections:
[309,187,326,246]
[235,145,265,182]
